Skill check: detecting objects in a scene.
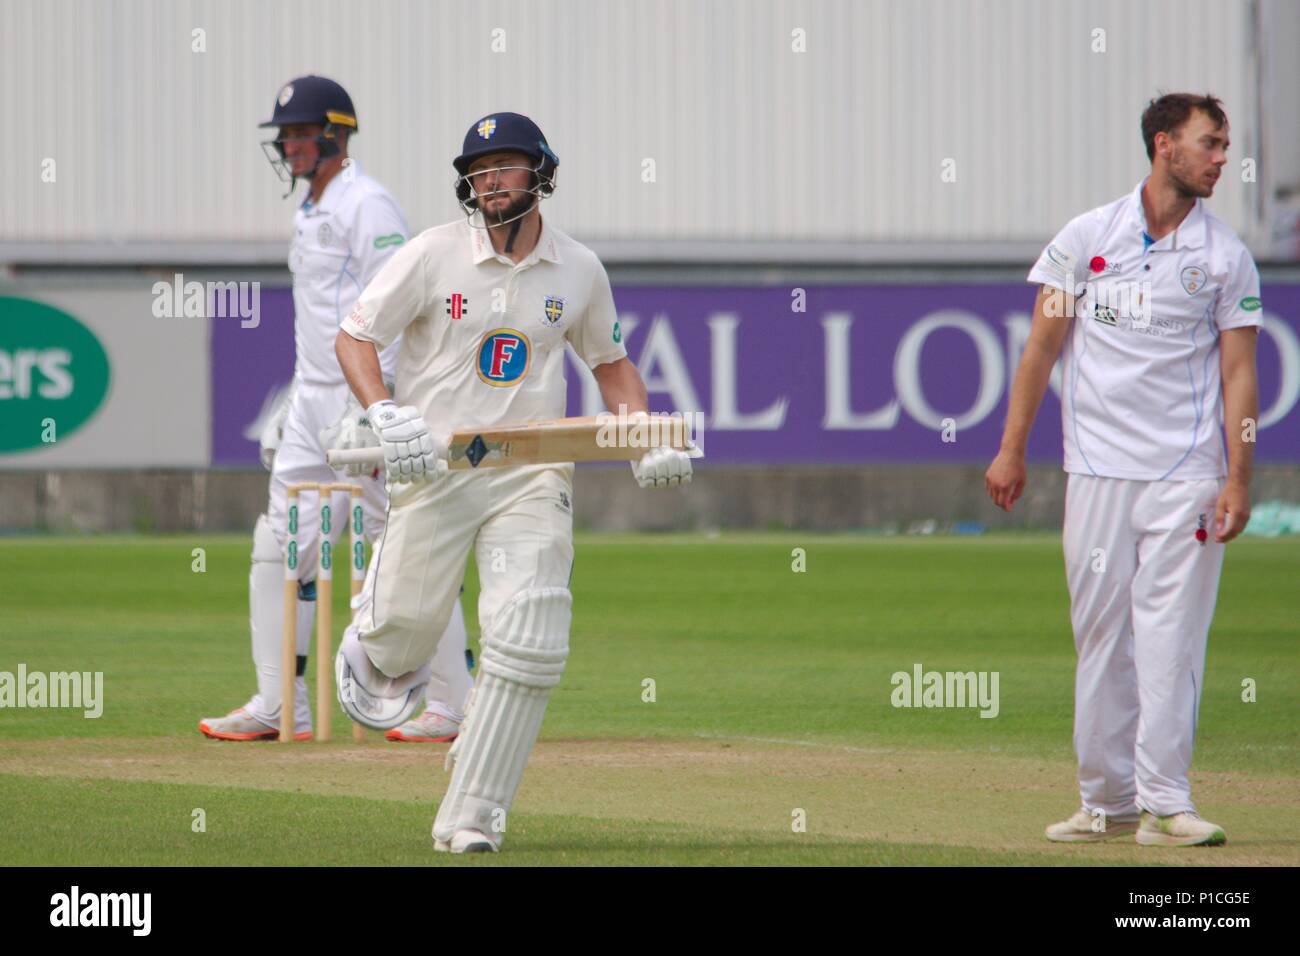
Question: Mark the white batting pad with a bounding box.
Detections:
[248,513,315,718]
[433,586,572,846]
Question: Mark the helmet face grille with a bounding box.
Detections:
[454,155,556,229]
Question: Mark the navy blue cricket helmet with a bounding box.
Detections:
[453,112,558,222]
[259,76,358,189]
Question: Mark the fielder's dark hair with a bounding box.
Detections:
[1141,93,1228,160]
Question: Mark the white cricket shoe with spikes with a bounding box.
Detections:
[385,708,461,743]
[1044,807,1138,842]
[433,827,498,854]
[1136,810,1226,847]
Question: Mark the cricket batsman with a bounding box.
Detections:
[199,75,471,743]
[986,94,1260,846]
[332,112,693,852]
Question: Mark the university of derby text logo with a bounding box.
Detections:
[1180,265,1206,295]
[477,117,497,140]
[476,328,531,386]
[543,295,565,326]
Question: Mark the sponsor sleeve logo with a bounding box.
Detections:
[346,304,369,330]
[373,234,404,249]
[612,320,622,344]
[1239,296,1262,312]
[1042,244,1076,276]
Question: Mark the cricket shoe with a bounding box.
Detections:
[199,707,311,741]
[385,708,461,743]
[335,628,431,731]
[1135,811,1226,847]
[1044,808,1139,842]
[432,827,498,854]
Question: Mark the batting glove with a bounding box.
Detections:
[320,394,381,477]
[631,445,693,488]
[257,381,297,471]
[367,400,446,483]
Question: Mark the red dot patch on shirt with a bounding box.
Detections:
[1195,528,1208,543]
[1089,256,1106,272]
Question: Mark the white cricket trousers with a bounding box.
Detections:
[1062,473,1226,818]
[354,463,576,676]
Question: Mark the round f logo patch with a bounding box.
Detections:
[477,328,531,386]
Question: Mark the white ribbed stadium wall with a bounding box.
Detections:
[1,0,1294,265]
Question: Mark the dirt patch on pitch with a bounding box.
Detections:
[3,735,1296,865]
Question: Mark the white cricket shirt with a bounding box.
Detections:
[1028,179,1262,480]
[289,162,408,385]
[340,216,627,438]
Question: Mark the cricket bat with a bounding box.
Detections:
[327,414,702,471]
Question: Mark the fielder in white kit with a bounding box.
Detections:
[333,112,693,853]
[199,75,471,743]
[986,94,1261,846]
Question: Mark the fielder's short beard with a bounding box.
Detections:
[1167,150,1214,199]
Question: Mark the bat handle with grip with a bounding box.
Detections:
[326,447,385,468]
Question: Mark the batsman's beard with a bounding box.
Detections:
[482,189,536,222]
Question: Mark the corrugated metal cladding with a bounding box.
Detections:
[1,0,1273,255]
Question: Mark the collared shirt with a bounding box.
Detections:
[289,161,409,385]
[341,216,627,439]
[1028,179,1262,480]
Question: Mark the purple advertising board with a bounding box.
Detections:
[212,283,1300,466]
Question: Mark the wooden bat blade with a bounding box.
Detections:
[447,415,699,469]
[327,415,701,471]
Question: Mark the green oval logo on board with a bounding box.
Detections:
[0,296,111,453]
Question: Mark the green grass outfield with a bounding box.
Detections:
[1,532,1296,866]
